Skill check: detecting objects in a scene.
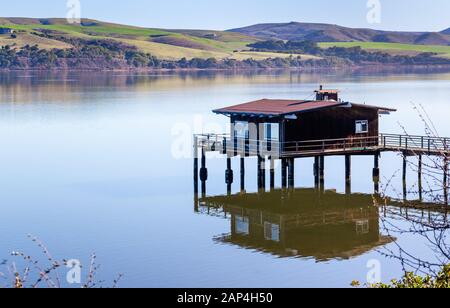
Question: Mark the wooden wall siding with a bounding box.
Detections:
[284,106,379,143]
[230,106,379,154]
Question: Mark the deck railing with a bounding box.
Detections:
[380,133,450,153]
[283,136,379,154]
[194,133,450,156]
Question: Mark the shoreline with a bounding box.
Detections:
[3,63,450,73]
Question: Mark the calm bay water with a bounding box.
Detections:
[0,69,449,287]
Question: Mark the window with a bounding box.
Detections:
[235,215,249,235]
[264,222,280,242]
[264,123,279,141]
[234,121,249,139]
[356,220,370,235]
[355,120,369,134]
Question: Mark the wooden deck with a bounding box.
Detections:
[195,133,450,158]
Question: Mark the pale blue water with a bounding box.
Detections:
[0,69,449,287]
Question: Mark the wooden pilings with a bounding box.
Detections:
[256,155,277,193]
[262,157,266,190]
[373,153,380,195]
[345,155,351,194]
[200,147,208,197]
[281,158,288,189]
[240,157,245,193]
[312,156,325,191]
[225,157,233,195]
[257,155,265,192]
[418,155,423,201]
[257,156,262,190]
[193,136,199,195]
[280,157,295,190]
[402,152,407,200]
[193,150,391,199]
[402,153,407,183]
[314,156,320,189]
[444,155,448,204]
[319,156,325,191]
[270,157,275,191]
[288,158,295,190]
[193,140,201,212]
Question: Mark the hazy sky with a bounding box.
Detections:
[2,0,450,31]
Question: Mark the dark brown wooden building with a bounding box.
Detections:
[213,86,396,155]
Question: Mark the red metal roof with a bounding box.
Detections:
[213,99,396,117]
[214,99,347,116]
[352,103,397,112]
[315,89,339,94]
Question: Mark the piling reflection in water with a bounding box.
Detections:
[196,189,394,261]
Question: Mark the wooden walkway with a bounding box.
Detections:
[195,133,450,158]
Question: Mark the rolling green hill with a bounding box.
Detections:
[319,42,450,59]
[0,18,314,60]
[2,18,450,70]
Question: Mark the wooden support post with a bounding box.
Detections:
[200,147,208,197]
[193,136,199,195]
[281,158,288,189]
[345,155,351,194]
[257,156,262,190]
[270,157,275,191]
[402,153,407,182]
[257,155,265,192]
[288,158,295,190]
[418,155,423,202]
[373,153,380,195]
[225,157,233,195]
[444,155,448,205]
[402,153,407,201]
[314,156,320,189]
[240,157,245,193]
[262,156,266,191]
[319,156,325,191]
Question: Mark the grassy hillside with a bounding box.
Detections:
[0,32,72,50]
[1,18,302,60]
[319,42,450,58]
[2,18,450,69]
[230,22,450,46]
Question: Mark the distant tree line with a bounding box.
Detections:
[2,38,450,71]
[248,40,321,54]
[0,39,347,70]
[248,40,450,65]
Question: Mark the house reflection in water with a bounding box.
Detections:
[198,189,394,261]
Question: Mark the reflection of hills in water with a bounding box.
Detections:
[199,189,394,261]
[3,68,450,104]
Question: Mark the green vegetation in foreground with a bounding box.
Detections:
[352,265,450,288]
[319,42,450,58]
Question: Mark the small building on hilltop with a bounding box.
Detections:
[0,28,14,35]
